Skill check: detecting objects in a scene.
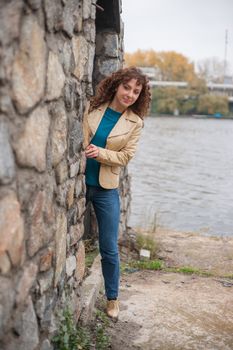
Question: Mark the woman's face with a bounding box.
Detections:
[113,78,142,110]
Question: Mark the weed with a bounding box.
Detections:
[52,307,91,350]
[136,233,159,259]
[129,259,163,270]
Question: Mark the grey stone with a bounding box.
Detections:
[66,255,77,277]
[72,36,89,80]
[0,252,11,274]
[38,269,54,294]
[39,247,53,272]
[50,102,67,167]
[0,1,23,46]
[99,58,121,76]
[83,20,95,43]
[13,296,39,350]
[74,3,83,32]
[0,277,15,337]
[16,262,38,305]
[77,197,86,220]
[70,222,84,246]
[62,1,76,38]
[75,240,85,283]
[55,158,69,185]
[87,44,95,82]
[12,16,47,114]
[70,160,80,178]
[0,120,15,185]
[68,119,83,158]
[96,33,119,57]
[14,106,50,172]
[0,192,24,268]
[83,0,92,19]
[26,0,42,10]
[62,41,73,75]
[27,190,54,257]
[75,175,84,198]
[40,339,53,350]
[35,295,46,320]
[46,51,66,101]
[54,210,67,286]
[44,0,63,32]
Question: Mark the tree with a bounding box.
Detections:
[196,57,229,83]
[197,94,229,115]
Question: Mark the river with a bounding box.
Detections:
[128,116,233,236]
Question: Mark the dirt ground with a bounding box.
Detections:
[105,230,233,350]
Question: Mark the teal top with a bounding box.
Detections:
[85,107,122,187]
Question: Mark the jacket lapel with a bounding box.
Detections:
[87,103,139,139]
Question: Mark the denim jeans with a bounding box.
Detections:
[86,185,120,299]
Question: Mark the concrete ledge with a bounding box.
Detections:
[80,254,103,325]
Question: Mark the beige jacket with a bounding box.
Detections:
[83,102,143,189]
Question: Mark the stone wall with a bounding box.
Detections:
[0,0,130,349]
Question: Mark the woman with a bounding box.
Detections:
[83,66,151,319]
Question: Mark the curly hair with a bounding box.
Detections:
[89,66,151,119]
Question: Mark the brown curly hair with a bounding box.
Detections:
[90,66,151,119]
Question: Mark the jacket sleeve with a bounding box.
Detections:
[95,119,143,167]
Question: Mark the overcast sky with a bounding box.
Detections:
[122,0,233,73]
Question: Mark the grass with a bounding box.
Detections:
[52,305,111,350]
[135,232,159,259]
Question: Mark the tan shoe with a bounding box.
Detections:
[106,299,119,319]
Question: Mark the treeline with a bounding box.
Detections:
[125,49,230,116]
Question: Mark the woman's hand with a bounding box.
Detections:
[85,144,99,158]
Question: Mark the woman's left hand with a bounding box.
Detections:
[85,144,99,158]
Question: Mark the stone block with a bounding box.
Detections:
[66,255,76,277]
[79,152,87,174]
[27,0,42,10]
[27,190,54,257]
[96,33,119,57]
[77,197,86,220]
[40,247,53,272]
[35,295,46,320]
[70,160,80,178]
[46,51,65,101]
[0,277,15,337]
[75,174,84,198]
[55,158,69,185]
[83,20,95,43]
[82,0,92,19]
[38,269,54,294]
[13,296,39,350]
[0,191,24,268]
[12,16,46,114]
[16,262,38,305]
[0,120,15,185]
[40,339,53,350]
[87,44,95,82]
[67,179,75,209]
[70,222,84,246]
[44,0,63,32]
[0,252,11,274]
[54,210,67,286]
[0,1,23,46]
[50,101,67,167]
[99,58,121,77]
[68,118,83,158]
[62,41,73,75]
[75,240,85,283]
[72,35,88,80]
[14,106,50,172]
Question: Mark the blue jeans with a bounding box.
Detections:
[86,185,120,299]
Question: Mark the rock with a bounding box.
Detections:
[12,15,46,114]
[27,191,54,257]
[68,118,83,158]
[66,255,77,277]
[75,240,85,283]
[75,175,85,198]
[40,247,53,272]
[54,210,67,286]
[13,296,39,350]
[35,295,46,320]
[83,20,95,43]
[96,33,119,57]
[40,339,53,350]
[82,0,92,19]
[0,1,23,46]
[0,120,15,185]
[46,51,65,101]
[99,58,121,76]
[0,277,15,337]
[70,160,80,178]
[38,269,54,294]
[77,197,86,220]
[62,41,73,75]
[44,0,63,32]
[87,44,95,82]
[0,191,24,268]
[72,36,89,80]
[67,179,75,209]
[26,0,42,10]
[14,106,50,172]
[16,262,38,305]
[55,158,69,185]
[50,102,67,167]
[0,252,11,274]
[70,222,84,246]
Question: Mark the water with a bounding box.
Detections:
[128,116,233,236]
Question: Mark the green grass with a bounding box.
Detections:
[136,233,159,259]
[85,248,99,268]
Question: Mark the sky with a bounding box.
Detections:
[122,0,233,74]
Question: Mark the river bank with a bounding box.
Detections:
[102,229,233,349]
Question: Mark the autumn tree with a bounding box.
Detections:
[124,49,196,82]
